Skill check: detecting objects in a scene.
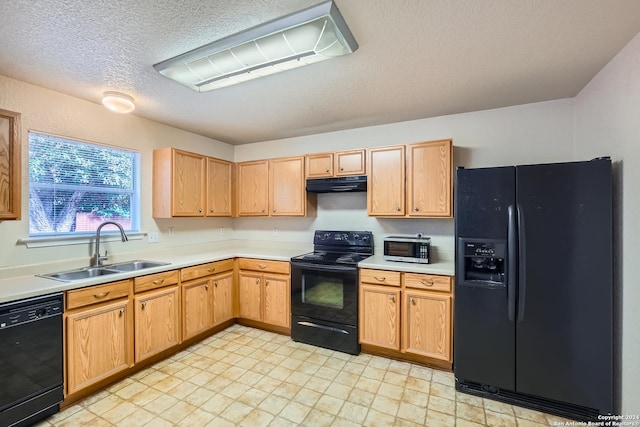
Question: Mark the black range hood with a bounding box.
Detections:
[306,175,367,193]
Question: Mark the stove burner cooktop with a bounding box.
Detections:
[291,230,374,266]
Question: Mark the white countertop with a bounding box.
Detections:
[0,241,455,303]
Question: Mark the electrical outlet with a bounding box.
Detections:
[147,232,159,243]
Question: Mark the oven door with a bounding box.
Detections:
[290,261,358,326]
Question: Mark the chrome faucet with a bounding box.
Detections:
[91,221,128,267]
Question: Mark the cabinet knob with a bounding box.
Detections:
[119,308,125,316]
[205,284,209,290]
[214,281,218,287]
[199,208,203,213]
[210,209,214,213]
[141,301,147,309]
[390,295,395,302]
[325,169,330,173]
[413,207,419,212]
[340,167,344,171]
[255,278,260,284]
[265,281,269,286]
[410,297,415,305]
[261,209,266,213]
[396,207,401,211]
[273,209,276,213]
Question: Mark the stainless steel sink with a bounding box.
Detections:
[107,260,170,272]
[39,260,170,282]
[40,267,122,282]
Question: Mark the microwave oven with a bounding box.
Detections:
[383,235,431,264]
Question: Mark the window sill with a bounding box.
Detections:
[17,232,146,248]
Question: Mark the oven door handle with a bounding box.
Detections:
[297,321,350,334]
[290,261,358,273]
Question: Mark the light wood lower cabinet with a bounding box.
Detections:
[359,284,400,350]
[359,268,453,364]
[181,260,235,339]
[402,289,451,361]
[65,280,134,395]
[237,258,290,329]
[134,285,180,363]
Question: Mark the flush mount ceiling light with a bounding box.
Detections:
[153,0,358,92]
[101,92,135,114]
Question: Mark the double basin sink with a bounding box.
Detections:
[39,260,170,282]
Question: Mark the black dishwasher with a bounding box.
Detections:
[0,293,63,427]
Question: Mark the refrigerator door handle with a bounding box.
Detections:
[517,204,527,323]
[507,204,517,322]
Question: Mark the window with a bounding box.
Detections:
[28,132,140,236]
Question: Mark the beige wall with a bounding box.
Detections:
[574,32,640,415]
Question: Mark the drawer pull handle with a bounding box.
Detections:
[420,280,435,287]
[94,292,110,299]
[207,268,215,272]
[258,264,267,269]
[373,276,386,282]
[389,295,395,302]
[152,279,165,285]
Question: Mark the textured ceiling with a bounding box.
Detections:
[1,0,640,145]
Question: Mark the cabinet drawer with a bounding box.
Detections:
[360,269,401,287]
[181,259,234,282]
[134,270,180,293]
[404,273,452,292]
[67,279,132,310]
[238,258,290,274]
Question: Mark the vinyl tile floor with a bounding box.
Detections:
[38,324,573,426]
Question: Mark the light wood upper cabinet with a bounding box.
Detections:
[367,139,453,218]
[0,108,21,220]
[270,156,306,216]
[367,146,405,216]
[206,157,232,216]
[306,150,365,178]
[406,139,453,217]
[402,289,452,361]
[236,160,269,216]
[153,148,232,218]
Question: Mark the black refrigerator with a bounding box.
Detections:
[454,158,613,421]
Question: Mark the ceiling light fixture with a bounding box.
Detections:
[101,92,135,114]
[153,0,358,92]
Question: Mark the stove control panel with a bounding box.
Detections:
[313,230,373,248]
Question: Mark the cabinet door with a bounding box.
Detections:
[172,149,205,216]
[182,279,213,340]
[0,109,21,220]
[206,157,232,216]
[237,160,269,216]
[335,150,365,176]
[66,299,133,394]
[238,271,263,321]
[269,156,305,216]
[263,274,290,328]
[406,139,453,217]
[135,286,180,363]
[367,146,405,216]
[402,290,452,361]
[359,284,400,350]
[306,153,333,178]
[212,272,234,326]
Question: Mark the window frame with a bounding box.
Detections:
[27,131,141,238]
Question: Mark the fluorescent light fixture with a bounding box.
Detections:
[153,0,358,91]
[101,92,135,113]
